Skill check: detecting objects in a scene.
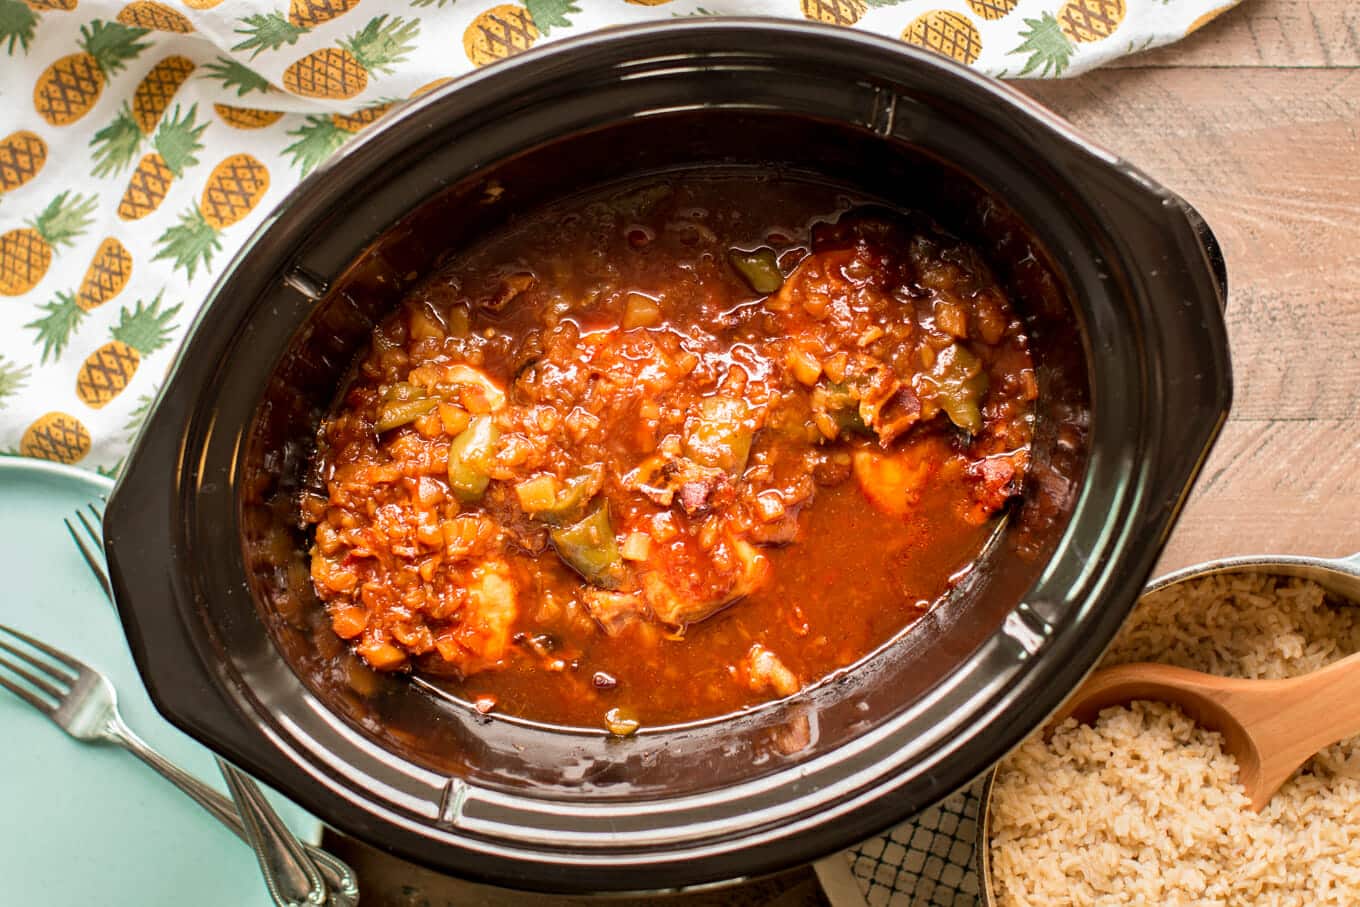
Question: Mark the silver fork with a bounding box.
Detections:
[60,505,359,906]
[0,621,360,906]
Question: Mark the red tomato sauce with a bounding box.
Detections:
[302,175,1036,731]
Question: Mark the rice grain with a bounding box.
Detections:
[989,573,1360,906]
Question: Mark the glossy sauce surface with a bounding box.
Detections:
[303,175,1036,730]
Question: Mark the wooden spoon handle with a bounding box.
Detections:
[1232,650,1360,781]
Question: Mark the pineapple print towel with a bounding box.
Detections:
[0,0,1241,473]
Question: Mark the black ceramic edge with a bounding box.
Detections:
[106,20,1233,892]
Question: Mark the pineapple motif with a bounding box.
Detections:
[76,291,181,409]
[799,0,904,27]
[122,389,156,442]
[0,192,96,296]
[20,411,90,463]
[26,290,86,362]
[966,0,1017,21]
[95,459,124,479]
[1058,0,1125,43]
[200,153,270,229]
[0,130,47,192]
[284,102,392,177]
[0,356,31,411]
[33,20,150,126]
[0,0,40,55]
[132,54,194,132]
[202,56,277,97]
[283,14,418,99]
[89,54,194,176]
[410,76,453,98]
[25,237,131,362]
[1010,0,1126,76]
[463,4,538,67]
[24,0,78,9]
[902,10,982,65]
[800,0,865,26]
[77,237,132,310]
[331,100,392,130]
[182,0,223,8]
[233,0,362,58]
[116,1,193,32]
[291,0,363,27]
[522,0,578,34]
[117,104,206,220]
[155,153,269,278]
[214,103,284,129]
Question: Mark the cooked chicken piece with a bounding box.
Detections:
[744,644,800,698]
[643,535,768,628]
[482,272,536,312]
[852,435,949,517]
[441,560,518,673]
[624,453,731,514]
[581,589,647,637]
[773,713,814,756]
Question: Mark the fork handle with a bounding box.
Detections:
[103,719,359,905]
[220,757,328,906]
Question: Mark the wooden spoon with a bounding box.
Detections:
[1052,650,1360,811]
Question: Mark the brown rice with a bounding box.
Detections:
[989,573,1360,906]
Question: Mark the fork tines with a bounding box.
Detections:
[0,623,78,713]
[64,502,111,599]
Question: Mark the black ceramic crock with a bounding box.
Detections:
[106,21,1231,893]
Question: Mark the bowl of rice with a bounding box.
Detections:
[978,551,1360,905]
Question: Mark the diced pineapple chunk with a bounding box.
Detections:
[622,293,663,329]
[620,532,652,562]
[786,346,822,386]
[357,637,405,671]
[438,403,470,436]
[446,364,506,412]
[755,490,787,522]
[409,305,446,341]
[331,607,368,639]
[515,474,561,512]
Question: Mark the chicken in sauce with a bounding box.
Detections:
[303,176,1036,732]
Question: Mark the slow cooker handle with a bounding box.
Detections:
[1144,192,1232,530]
[1181,203,1228,312]
[106,404,315,784]
[1069,158,1235,534]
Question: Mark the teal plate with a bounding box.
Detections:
[0,457,323,906]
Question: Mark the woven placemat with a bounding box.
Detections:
[850,778,987,906]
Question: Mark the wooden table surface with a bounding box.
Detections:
[1027,0,1360,572]
[331,2,1360,902]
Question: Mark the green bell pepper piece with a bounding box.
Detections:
[447,414,498,502]
[685,397,756,476]
[813,380,872,438]
[925,343,989,435]
[375,397,438,433]
[728,247,783,295]
[550,504,624,590]
[531,467,603,527]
